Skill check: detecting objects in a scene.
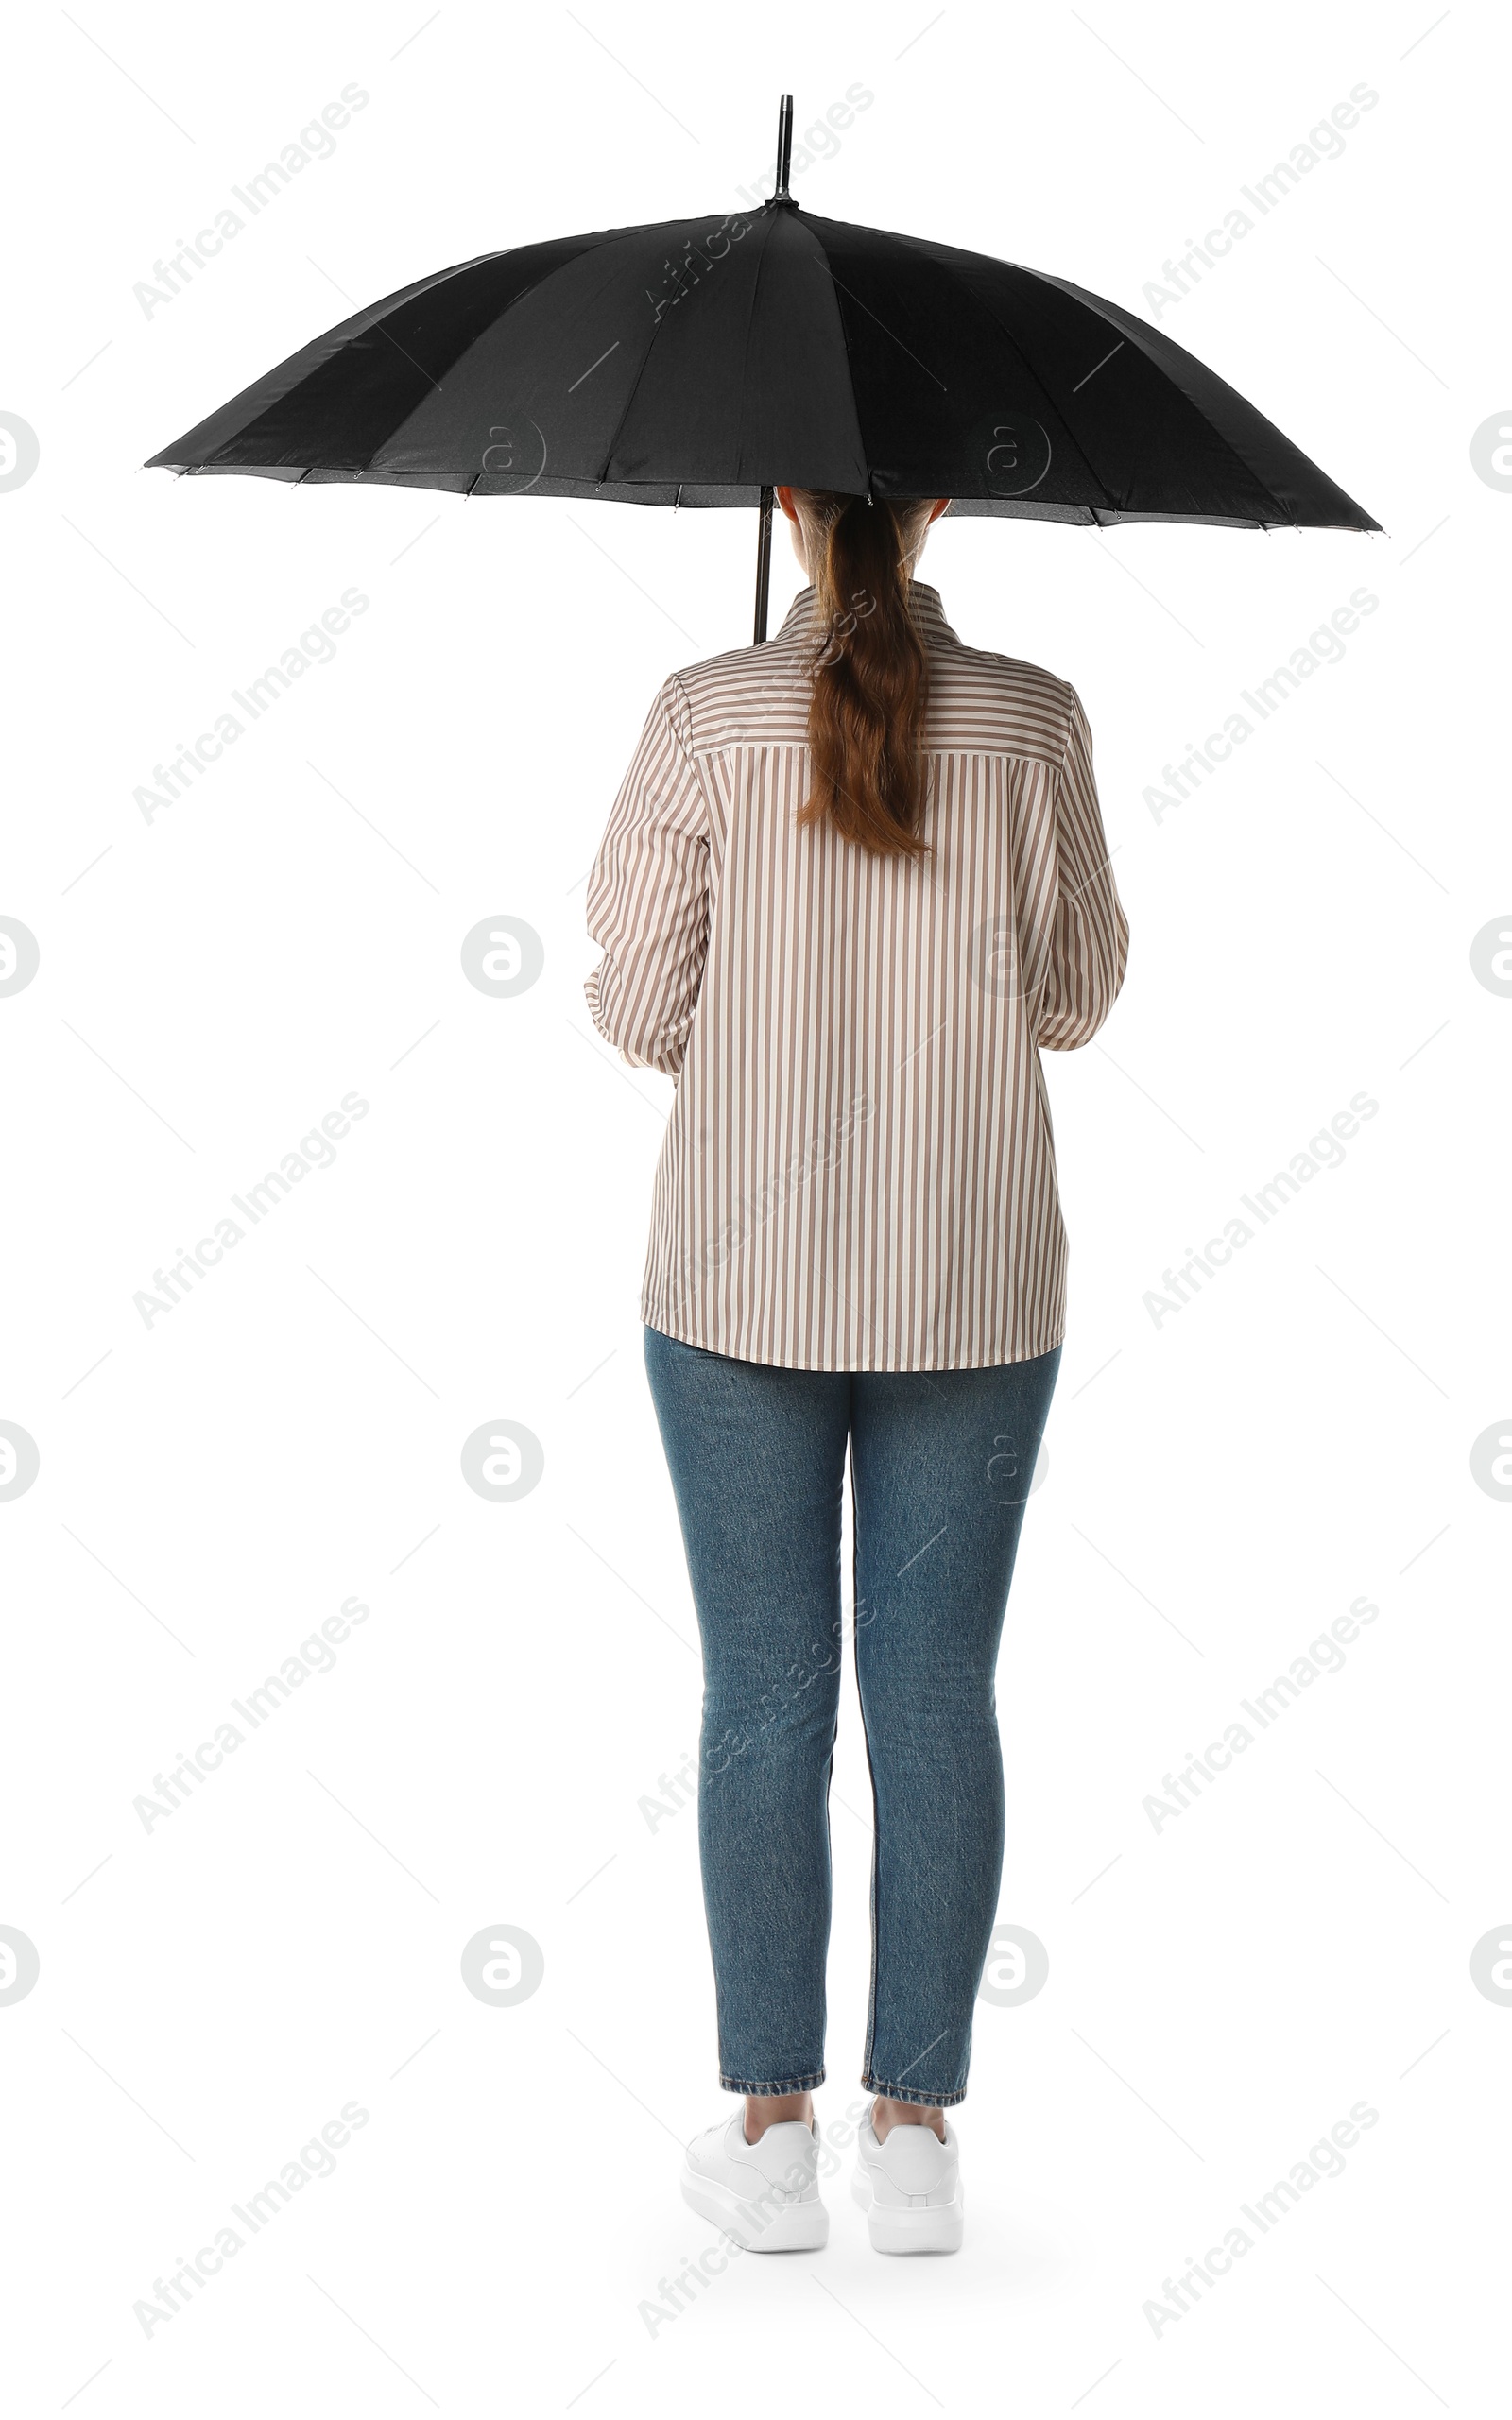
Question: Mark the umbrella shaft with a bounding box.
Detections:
[753,485,775,643]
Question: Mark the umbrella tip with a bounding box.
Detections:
[768,94,795,206]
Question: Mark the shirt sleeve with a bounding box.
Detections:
[1036,681,1129,1051]
[583,675,710,1076]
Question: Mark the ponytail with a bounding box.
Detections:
[793,490,937,860]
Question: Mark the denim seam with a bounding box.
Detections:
[863,2074,967,2108]
[851,1469,884,2089]
[721,2070,826,2094]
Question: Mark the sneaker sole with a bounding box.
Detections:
[681,2169,829,2252]
[851,2166,964,2254]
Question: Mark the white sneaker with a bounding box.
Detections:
[681,2113,829,2251]
[851,2113,964,2253]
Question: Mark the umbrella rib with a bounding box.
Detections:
[353,261,513,473]
[781,215,869,496]
[877,228,1123,513]
[808,255,948,395]
[1026,264,1297,526]
[365,314,450,397]
[889,227,1299,524]
[351,243,616,475]
[731,207,784,488]
[149,251,491,474]
[353,266,498,400]
[315,255,501,472]
[592,214,775,494]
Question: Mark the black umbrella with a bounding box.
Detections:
[146,96,1379,639]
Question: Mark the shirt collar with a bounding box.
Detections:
[777,580,958,645]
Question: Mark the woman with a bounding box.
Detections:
[584,486,1128,2255]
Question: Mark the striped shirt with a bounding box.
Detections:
[584,580,1128,1371]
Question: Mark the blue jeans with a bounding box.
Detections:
[642,1327,1061,2108]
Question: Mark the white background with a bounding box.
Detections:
[4,1,1507,2411]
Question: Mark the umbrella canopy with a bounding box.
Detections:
[146,96,1378,631]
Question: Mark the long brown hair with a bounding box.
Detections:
[792,489,939,860]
